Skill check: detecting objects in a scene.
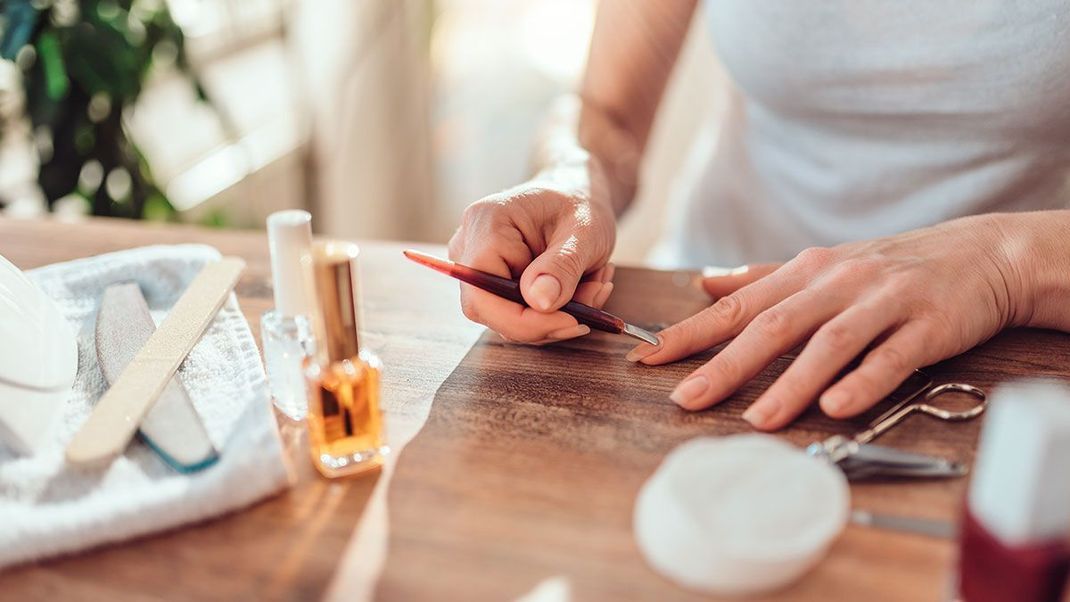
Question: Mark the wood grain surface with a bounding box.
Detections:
[1,216,1069,601]
[0,216,481,601]
[372,266,1070,602]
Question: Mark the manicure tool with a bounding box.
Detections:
[850,510,956,540]
[402,249,660,345]
[95,283,219,472]
[67,258,245,466]
[807,377,987,480]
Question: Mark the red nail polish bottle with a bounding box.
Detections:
[957,380,1070,602]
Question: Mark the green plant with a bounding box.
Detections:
[0,0,201,219]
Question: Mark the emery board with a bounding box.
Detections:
[66,257,246,466]
[96,283,220,473]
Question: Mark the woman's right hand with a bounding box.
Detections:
[448,163,618,344]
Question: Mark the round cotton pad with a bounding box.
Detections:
[634,434,850,596]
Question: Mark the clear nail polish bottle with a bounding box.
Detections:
[262,210,316,420]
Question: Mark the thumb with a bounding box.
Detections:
[699,263,782,298]
[520,237,606,312]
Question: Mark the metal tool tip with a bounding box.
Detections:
[623,323,660,346]
[850,510,874,526]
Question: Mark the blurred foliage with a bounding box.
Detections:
[199,206,228,228]
[0,0,203,220]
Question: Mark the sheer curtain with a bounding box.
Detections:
[293,0,435,241]
[290,0,720,252]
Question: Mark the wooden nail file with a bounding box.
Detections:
[66,257,245,466]
[96,283,219,472]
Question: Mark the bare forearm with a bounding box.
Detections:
[995,209,1070,332]
[531,0,698,217]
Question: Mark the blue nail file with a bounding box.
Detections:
[95,283,220,473]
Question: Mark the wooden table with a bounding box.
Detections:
[1,216,1068,601]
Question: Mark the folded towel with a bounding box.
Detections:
[0,244,292,569]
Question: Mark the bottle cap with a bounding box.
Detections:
[310,241,362,363]
[267,210,313,317]
[968,379,1070,544]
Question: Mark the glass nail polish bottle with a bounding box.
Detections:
[263,210,316,420]
[305,241,388,478]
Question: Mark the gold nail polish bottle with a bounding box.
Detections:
[305,241,388,478]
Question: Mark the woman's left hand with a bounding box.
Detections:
[626,214,1034,430]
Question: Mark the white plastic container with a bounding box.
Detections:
[0,252,77,454]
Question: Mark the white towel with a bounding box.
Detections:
[0,244,292,568]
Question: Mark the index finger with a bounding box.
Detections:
[453,237,584,342]
[462,285,581,341]
[627,270,802,365]
[700,263,782,298]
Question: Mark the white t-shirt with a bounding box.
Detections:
[654,1,1070,268]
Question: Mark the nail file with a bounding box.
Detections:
[66,258,245,466]
[95,283,219,472]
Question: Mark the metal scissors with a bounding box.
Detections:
[806,371,987,480]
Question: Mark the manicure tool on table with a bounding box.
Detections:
[807,376,987,480]
[95,283,219,472]
[850,510,956,540]
[67,258,245,466]
[403,249,660,345]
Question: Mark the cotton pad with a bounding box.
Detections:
[634,434,850,596]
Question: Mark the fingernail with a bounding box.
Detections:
[529,274,562,311]
[625,342,658,362]
[742,398,780,428]
[696,265,750,290]
[546,324,590,340]
[701,265,750,279]
[701,265,734,279]
[821,390,852,414]
[669,375,710,408]
[594,281,615,307]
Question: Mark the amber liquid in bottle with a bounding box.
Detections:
[306,349,387,477]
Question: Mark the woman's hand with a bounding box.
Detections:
[448,162,618,344]
[446,0,700,344]
[626,214,1037,430]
